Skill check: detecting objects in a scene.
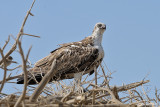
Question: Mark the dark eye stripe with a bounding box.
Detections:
[98,24,102,28]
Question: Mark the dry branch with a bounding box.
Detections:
[10,0,36,106]
[22,33,40,38]
[0,48,7,93]
[155,87,160,102]
[0,0,36,65]
[0,74,21,84]
[14,41,31,107]
[0,0,37,86]
[2,35,10,50]
[116,80,150,92]
[66,95,86,104]
[93,80,150,98]
[29,59,57,102]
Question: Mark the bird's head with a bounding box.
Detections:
[7,56,13,61]
[7,56,18,64]
[92,22,106,35]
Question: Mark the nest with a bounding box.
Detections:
[0,64,154,106]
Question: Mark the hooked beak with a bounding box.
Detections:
[101,24,106,30]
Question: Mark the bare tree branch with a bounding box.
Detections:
[14,40,31,107]
[89,80,150,100]
[0,48,7,93]
[0,0,36,65]
[29,59,57,102]
[155,87,160,102]
[22,33,40,38]
[2,35,10,50]
[0,74,21,84]
[13,0,36,106]
[6,65,22,71]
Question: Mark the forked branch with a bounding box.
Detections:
[0,0,36,65]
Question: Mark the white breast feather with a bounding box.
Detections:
[93,33,104,60]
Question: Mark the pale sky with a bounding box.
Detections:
[0,0,160,98]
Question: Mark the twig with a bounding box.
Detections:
[14,0,36,105]
[131,90,143,102]
[22,33,40,38]
[0,74,21,84]
[155,87,160,101]
[102,60,111,74]
[14,40,31,107]
[92,90,95,105]
[7,65,22,71]
[112,86,120,101]
[2,35,10,50]
[100,64,109,87]
[26,46,32,62]
[127,90,133,103]
[88,80,150,100]
[141,85,151,103]
[91,85,123,104]
[61,91,73,102]
[0,48,7,93]
[0,0,36,65]
[29,59,57,102]
[65,95,85,104]
[92,68,97,104]
[122,96,139,103]
[116,80,150,93]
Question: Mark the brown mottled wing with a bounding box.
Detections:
[55,45,99,73]
[34,54,52,67]
[34,45,68,67]
[58,42,73,47]
[33,44,99,76]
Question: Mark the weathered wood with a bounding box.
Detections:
[0,102,137,107]
[29,59,57,102]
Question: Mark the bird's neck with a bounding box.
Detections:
[92,30,103,46]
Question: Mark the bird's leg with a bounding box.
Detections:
[73,72,84,93]
[94,67,97,86]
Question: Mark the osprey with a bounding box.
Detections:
[17,23,106,84]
